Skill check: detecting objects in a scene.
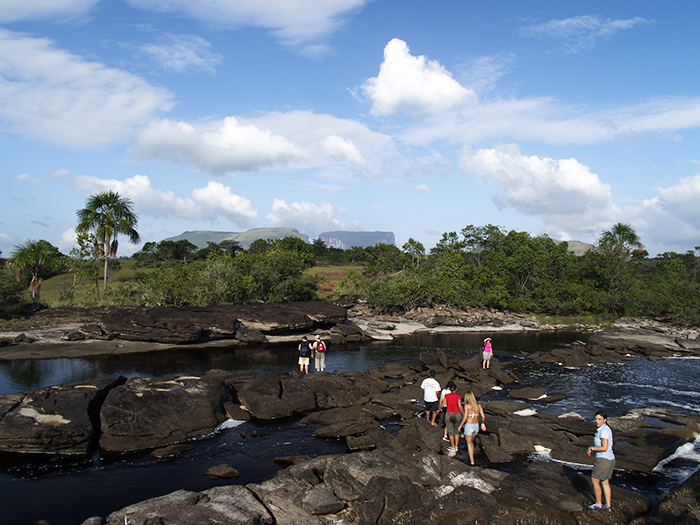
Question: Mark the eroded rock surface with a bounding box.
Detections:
[99,374,231,452]
[0,375,125,454]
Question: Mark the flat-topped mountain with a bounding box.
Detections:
[165,228,309,249]
[319,231,395,249]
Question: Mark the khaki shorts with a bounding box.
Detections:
[445,412,462,436]
[592,457,615,481]
[298,357,310,366]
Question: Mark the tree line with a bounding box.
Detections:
[341,224,700,324]
[1,191,698,323]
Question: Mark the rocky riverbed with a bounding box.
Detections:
[1,302,700,524]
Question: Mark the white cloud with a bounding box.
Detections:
[458,53,515,94]
[139,34,223,73]
[72,174,258,226]
[401,91,700,147]
[0,30,173,149]
[414,184,429,192]
[0,0,97,23]
[133,111,396,176]
[17,173,41,183]
[519,15,652,53]
[460,144,620,232]
[321,135,366,166]
[265,199,342,236]
[126,0,369,56]
[362,39,476,116]
[59,228,78,253]
[361,39,700,148]
[627,173,700,254]
[133,117,308,174]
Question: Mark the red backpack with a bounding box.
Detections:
[317,340,326,352]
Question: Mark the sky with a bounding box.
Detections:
[2,0,700,258]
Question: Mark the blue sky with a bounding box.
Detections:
[2,1,700,258]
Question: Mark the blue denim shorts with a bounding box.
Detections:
[463,423,479,436]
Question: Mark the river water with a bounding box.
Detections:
[1,332,699,525]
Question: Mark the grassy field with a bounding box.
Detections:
[27,261,361,306]
[305,264,362,300]
[33,259,155,306]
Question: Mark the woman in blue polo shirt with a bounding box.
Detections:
[586,411,615,511]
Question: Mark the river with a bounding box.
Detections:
[1,332,699,525]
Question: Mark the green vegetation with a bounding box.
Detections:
[8,239,63,301]
[75,190,140,300]
[339,224,700,324]
[2,221,698,325]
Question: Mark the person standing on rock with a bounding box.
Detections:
[313,334,327,372]
[439,381,463,456]
[482,337,493,369]
[459,391,486,465]
[298,336,312,374]
[587,411,615,511]
[420,370,441,427]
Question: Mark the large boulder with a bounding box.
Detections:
[0,375,125,454]
[90,302,347,344]
[96,306,239,343]
[99,374,231,452]
[102,485,273,525]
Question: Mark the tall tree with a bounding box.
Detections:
[9,239,62,301]
[75,190,140,300]
[599,223,644,259]
[402,238,425,269]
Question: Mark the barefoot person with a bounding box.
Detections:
[587,411,615,511]
[482,337,493,369]
[298,336,312,374]
[420,370,441,427]
[439,381,463,455]
[459,391,486,465]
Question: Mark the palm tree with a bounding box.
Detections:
[9,240,63,301]
[599,223,644,259]
[75,190,140,300]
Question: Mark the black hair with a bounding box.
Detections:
[446,380,456,391]
[594,411,607,420]
[429,370,436,377]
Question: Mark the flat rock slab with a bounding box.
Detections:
[587,328,692,356]
[0,375,125,454]
[94,302,346,344]
[99,374,231,452]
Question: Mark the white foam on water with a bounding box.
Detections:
[215,419,246,431]
[652,436,700,482]
[514,408,537,416]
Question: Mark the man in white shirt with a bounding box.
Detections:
[420,369,441,427]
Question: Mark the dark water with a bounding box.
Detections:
[1,332,699,525]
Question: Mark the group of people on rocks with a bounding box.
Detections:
[297,333,616,512]
[420,368,486,465]
[297,334,327,374]
[421,337,616,513]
